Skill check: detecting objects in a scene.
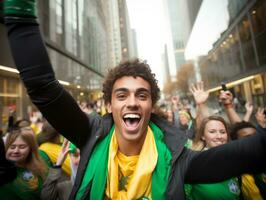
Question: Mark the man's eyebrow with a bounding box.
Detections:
[113,88,129,93]
[113,87,151,93]
[136,88,151,94]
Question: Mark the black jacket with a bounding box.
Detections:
[66,113,266,199]
[5,18,266,200]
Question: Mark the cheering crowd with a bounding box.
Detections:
[0,0,266,199]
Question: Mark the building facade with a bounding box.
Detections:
[199,0,266,107]
[0,0,133,131]
[166,0,202,71]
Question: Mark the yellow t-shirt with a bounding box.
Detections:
[242,174,263,200]
[31,123,41,134]
[117,152,139,192]
[39,142,71,176]
[105,127,157,199]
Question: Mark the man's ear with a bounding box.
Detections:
[151,105,155,113]
[107,103,112,113]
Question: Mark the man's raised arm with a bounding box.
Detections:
[185,132,266,184]
[2,0,92,148]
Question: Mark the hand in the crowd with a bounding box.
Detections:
[171,95,180,105]
[190,81,209,105]
[219,90,233,105]
[56,139,70,166]
[245,102,253,114]
[70,149,80,166]
[255,107,266,128]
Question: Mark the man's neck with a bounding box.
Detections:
[116,135,146,156]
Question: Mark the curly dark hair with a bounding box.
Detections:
[230,121,255,140]
[102,58,160,105]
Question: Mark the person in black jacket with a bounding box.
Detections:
[0,137,17,186]
[2,1,266,199]
[231,121,266,199]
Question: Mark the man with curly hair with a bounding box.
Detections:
[1,1,266,199]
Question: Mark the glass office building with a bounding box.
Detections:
[0,0,129,130]
[199,0,266,106]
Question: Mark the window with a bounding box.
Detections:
[250,0,266,65]
[238,16,257,69]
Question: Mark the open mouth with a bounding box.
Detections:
[123,113,141,130]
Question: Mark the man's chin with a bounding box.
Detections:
[122,131,140,140]
[121,129,146,143]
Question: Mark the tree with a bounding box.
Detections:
[176,62,195,94]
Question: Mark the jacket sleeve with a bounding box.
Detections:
[0,137,17,186]
[41,168,62,200]
[256,124,266,135]
[42,168,73,200]
[185,132,266,184]
[4,16,93,148]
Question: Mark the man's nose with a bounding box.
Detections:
[127,95,139,108]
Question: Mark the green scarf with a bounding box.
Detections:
[76,122,172,200]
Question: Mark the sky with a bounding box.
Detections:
[126,0,229,88]
[185,0,229,60]
[126,0,170,88]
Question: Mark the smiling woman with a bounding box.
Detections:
[0,129,49,200]
[185,116,241,200]
[197,116,230,149]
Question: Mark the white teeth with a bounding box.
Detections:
[124,114,140,119]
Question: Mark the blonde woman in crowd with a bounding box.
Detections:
[186,116,241,199]
[0,128,49,199]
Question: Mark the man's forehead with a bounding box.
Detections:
[112,76,151,91]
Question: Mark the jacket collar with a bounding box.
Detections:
[150,113,187,162]
[71,113,187,199]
